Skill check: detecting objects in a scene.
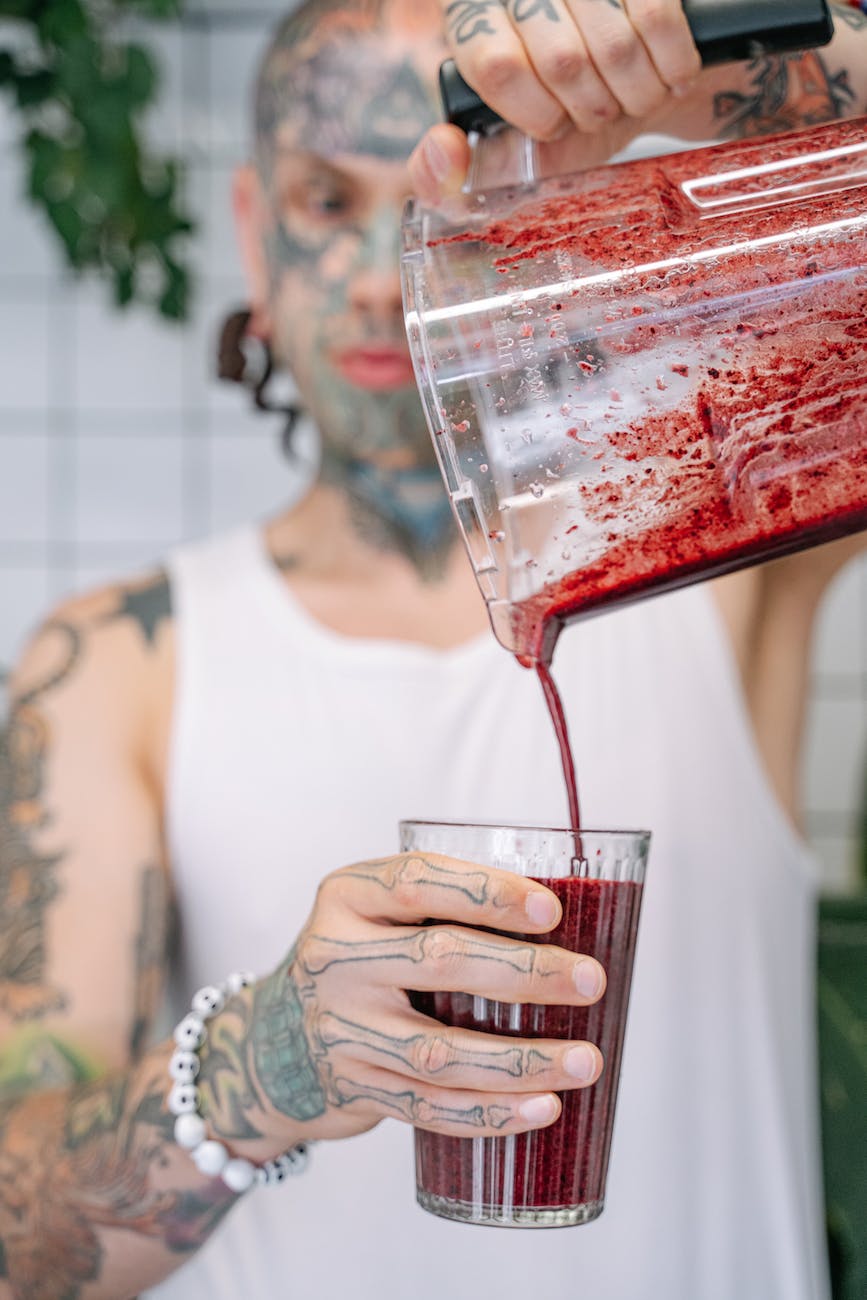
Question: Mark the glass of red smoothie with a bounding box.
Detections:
[398,820,650,1227]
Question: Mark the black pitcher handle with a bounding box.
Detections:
[441,0,834,135]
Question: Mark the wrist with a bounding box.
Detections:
[241,959,327,1145]
[169,973,312,1191]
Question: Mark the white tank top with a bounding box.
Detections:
[150,525,828,1300]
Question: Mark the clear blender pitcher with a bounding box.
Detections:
[401,1,867,665]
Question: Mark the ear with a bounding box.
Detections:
[232,164,273,340]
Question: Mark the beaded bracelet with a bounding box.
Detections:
[846,0,867,12]
[168,971,311,1193]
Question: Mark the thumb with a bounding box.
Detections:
[409,124,471,205]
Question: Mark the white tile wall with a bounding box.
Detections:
[207,27,269,155]
[202,164,248,277]
[0,300,52,409]
[0,430,50,542]
[139,25,187,155]
[0,566,51,669]
[0,1,865,892]
[207,424,299,534]
[804,696,867,818]
[73,431,187,546]
[72,291,188,412]
[0,162,56,275]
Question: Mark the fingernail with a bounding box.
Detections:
[564,1045,598,1082]
[526,890,560,928]
[422,136,453,184]
[573,957,604,1000]
[519,1094,559,1125]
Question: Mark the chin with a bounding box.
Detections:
[312,388,436,467]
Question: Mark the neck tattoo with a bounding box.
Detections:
[322,454,456,581]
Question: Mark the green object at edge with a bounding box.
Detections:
[818,893,867,1300]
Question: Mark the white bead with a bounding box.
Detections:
[258,1142,309,1184]
[286,1142,310,1174]
[221,1157,257,1193]
[169,1050,200,1083]
[174,1013,206,1050]
[191,1139,229,1177]
[174,1113,207,1149]
[168,1083,200,1115]
[192,985,225,1019]
[168,976,313,1194]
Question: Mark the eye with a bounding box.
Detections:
[297,179,353,221]
[311,190,347,215]
[325,186,351,210]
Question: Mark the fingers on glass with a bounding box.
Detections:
[335,854,559,934]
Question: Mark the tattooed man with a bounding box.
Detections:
[0,2,865,1297]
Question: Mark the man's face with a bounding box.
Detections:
[252,13,443,473]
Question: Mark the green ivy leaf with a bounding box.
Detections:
[114,262,136,307]
[37,0,90,47]
[47,198,87,265]
[0,50,18,88]
[78,150,124,213]
[0,2,43,21]
[3,0,196,321]
[25,129,65,197]
[158,255,189,321]
[113,0,183,16]
[13,68,55,108]
[123,44,158,109]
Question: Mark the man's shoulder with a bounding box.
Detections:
[4,522,262,768]
[8,567,176,733]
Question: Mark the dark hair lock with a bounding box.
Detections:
[216,307,302,459]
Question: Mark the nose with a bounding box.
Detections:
[347,205,404,323]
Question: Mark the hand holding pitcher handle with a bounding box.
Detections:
[409,0,833,199]
[439,1,834,136]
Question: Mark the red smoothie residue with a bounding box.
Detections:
[431,117,867,665]
[513,320,867,662]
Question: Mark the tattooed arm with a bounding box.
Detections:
[0,584,244,1296]
[410,2,867,198]
[0,584,606,1296]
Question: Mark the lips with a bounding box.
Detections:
[333,346,417,392]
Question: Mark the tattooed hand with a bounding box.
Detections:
[410,0,699,198]
[448,0,699,133]
[426,0,698,148]
[203,853,606,1151]
[409,4,867,202]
